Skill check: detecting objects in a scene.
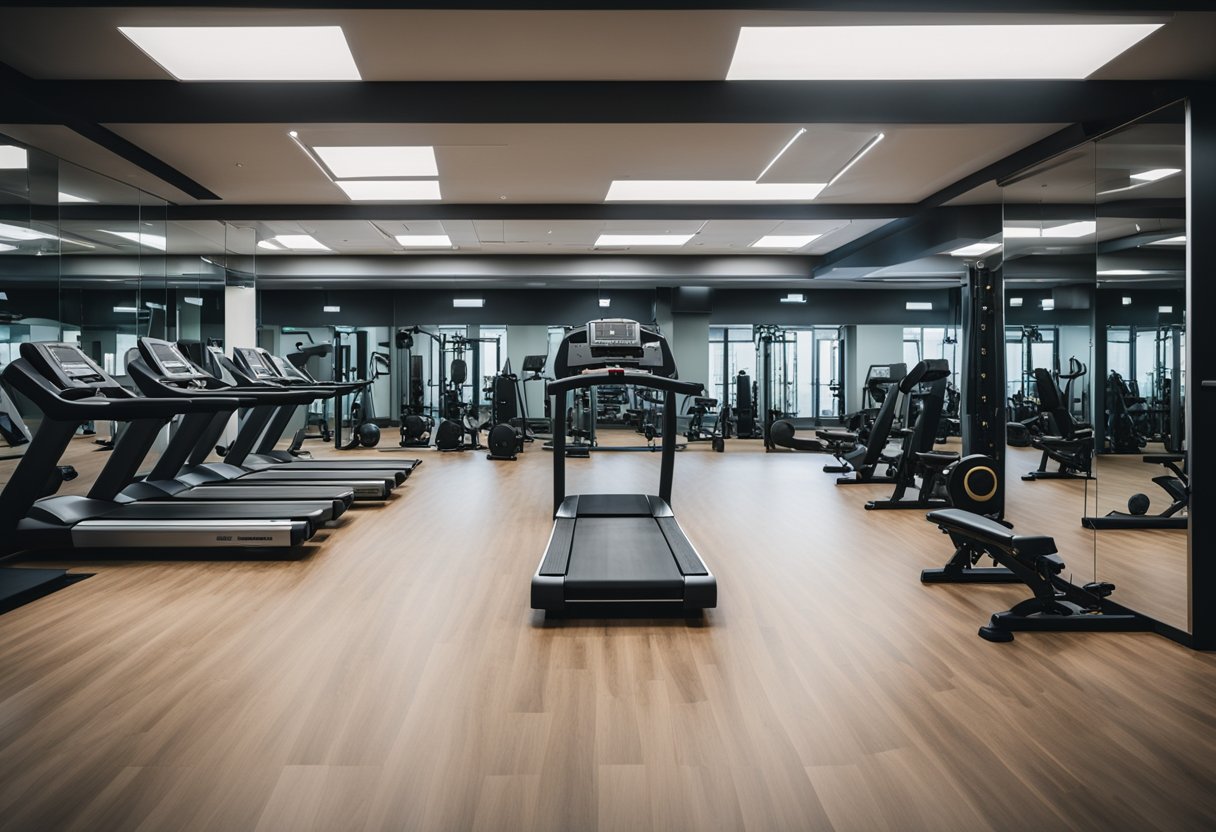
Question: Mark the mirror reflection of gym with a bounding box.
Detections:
[1090,103,1188,633]
[1001,139,1098,587]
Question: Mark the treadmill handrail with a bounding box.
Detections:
[548,371,703,397]
[3,360,234,420]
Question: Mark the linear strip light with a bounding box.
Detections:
[906,302,933,311]
[453,298,485,308]
[1148,235,1186,246]
[727,24,1164,80]
[756,128,806,180]
[826,133,885,188]
[779,293,807,304]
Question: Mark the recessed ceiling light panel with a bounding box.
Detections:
[58,192,92,203]
[727,24,1163,80]
[0,146,28,169]
[948,242,1001,257]
[101,230,167,250]
[595,234,694,247]
[0,222,56,242]
[117,26,361,81]
[314,146,438,178]
[1148,235,1186,246]
[272,234,330,251]
[337,180,442,201]
[1130,168,1181,182]
[751,234,821,249]
[605,180,825,202]
[395,234,453,248]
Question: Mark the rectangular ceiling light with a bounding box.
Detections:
[727,24,1163,80]
[58,192,92,203]
[1009,297,1024,307]
[1123,297,1133,305]
[337,180,442,201]
[184,296,204,306]
[0,245,14,253]
[779,292,807,304]
[1098,269,1152,276]
[605,180,825,202]
[595,234,694,247]
[1003,226,1042,238]
[117,26,361,81]
[1131,168,1181,182]
[323,305,341,313]
[453,298,485,308]
[271,234,330,251]
[0,146,28,169]
[751,234,821,249]
[948,242,1001,257]
[1044,221,1096,238]
[100,230,167,251]
[906,302,933,311]
[257,239,284,250]
[0,291,7,299]
[395,234,453,248]
[1041,299,1055,310]
[314,146,438,178]
[112,306,139,313]
[599,298,612,308]
[1149,235,1186,245]
[1159,305,1174,314]
[0,222,56,241]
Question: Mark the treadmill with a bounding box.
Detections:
[531,320,716,616]
[166,343,400,500]
[0,343,317,551]
[228,346,419,475]
[122,338,355,521]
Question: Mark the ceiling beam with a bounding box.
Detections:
[146,203,910,222]
[2,79,1197,125]
[0,1,1204,10]
[0,62,220,200]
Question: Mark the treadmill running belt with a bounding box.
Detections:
[565,517,683,597]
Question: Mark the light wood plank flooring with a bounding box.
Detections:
[0,434,1212,832]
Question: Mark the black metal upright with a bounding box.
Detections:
[552,388,566,515]
[1187,95,1216,649]
[961,262,1006,515]
[659,390,677,504]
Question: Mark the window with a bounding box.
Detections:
[1006,325,1057,403]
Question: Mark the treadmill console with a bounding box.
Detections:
[554,319,676,379]
[21,342,117,393]
[232,347,281,381]
[138,338,210,383]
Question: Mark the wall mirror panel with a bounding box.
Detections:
[1002,142,1098,586]
[1092,103,1188,632]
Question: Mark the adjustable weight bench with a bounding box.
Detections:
[921,508,1146,642]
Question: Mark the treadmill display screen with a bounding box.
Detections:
[49,346,103,381]
[151,343,193,376]
[589,320,640,348]
[236,348,277,379]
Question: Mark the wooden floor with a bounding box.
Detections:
[0,434,1213,832]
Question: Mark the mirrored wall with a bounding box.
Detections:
[0,132,230,462]
[1002,101,1190,633]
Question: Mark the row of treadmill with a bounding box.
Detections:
[0,337,421,605]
